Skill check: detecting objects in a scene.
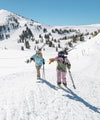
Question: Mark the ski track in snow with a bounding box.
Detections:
[0,68,100,120]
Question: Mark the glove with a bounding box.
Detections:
[49,58,54,63]
[49,58,54,64]
[26,59,30,63]
[30,58,35,62]
[67,66,70,69]
[67,63,71,69]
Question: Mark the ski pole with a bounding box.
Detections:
[68,69,76,89]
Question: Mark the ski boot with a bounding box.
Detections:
[63,83,67,88]
[37,76,40,80]
[57,82,61,87]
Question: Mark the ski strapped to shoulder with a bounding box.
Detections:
[67,45,77,53]
[58,45,77,57]
[38,43,47,51]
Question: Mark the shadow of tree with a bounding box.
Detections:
[61,87,100,114]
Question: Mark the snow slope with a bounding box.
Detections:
[1,9,100,51]
[0,33,100,120]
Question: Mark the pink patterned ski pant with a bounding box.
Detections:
[57,70,67,84]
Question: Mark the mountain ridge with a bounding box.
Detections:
[0,9,100,51]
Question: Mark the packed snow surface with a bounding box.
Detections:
[0,33,100,120]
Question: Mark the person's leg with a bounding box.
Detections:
[57,70,61,84]
[62,71,67,86]
[36,66,41,78]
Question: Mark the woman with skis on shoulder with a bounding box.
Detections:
[26,49,45,79]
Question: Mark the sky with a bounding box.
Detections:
[0,0,100,26]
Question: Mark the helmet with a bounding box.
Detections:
[58,52,62,57]
[58,50,68,57]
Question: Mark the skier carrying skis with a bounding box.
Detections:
[49,51,71,87]
[27,49,45,79]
